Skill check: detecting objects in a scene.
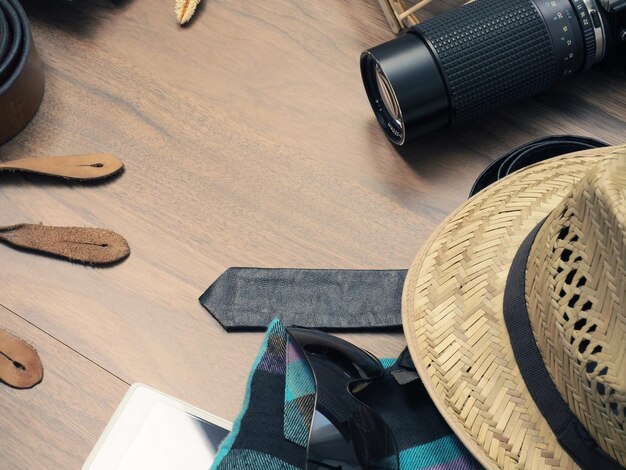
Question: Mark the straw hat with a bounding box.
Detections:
[402,145,626,469]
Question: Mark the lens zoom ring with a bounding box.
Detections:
[413,0,556,124]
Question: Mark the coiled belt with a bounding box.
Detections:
[0,0,44,144]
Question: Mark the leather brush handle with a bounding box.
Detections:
[0,153,124,180]
[0,224,130,264]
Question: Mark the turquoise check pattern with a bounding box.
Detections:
[212,320,316,469]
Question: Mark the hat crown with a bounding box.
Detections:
[526,157,626,465]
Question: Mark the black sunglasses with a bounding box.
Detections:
[288,327,399,470]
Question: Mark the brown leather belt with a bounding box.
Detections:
[0,0,44,144]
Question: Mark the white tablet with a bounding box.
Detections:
[83,383,232,470]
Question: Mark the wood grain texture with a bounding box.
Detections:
[0,0,624,468]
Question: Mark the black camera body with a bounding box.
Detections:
[603,0,626,59]
[361,0,626,145]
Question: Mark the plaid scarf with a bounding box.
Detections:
[212,320,480,469]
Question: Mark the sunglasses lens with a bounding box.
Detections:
[288,328,383,381]
[307,411,362,469]
[307,407,399,470]
[349,405,399,470]
[288,328,399,470]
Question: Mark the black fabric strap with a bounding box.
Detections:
[503,222,623,470]
[200,135,608,331]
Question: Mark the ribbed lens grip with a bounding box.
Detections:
[581,24,597,69]
[413,0,556,124]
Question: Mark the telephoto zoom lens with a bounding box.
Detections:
[361,0,607,145]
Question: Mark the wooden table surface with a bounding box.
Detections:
[1,0,625,468]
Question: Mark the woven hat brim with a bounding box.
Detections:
[402,145,626,470]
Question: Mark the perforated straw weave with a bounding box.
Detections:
[526,157,625,465]
[402,145,626,470]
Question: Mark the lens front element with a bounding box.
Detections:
[375,64,403,128]
[360,34,450,145]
